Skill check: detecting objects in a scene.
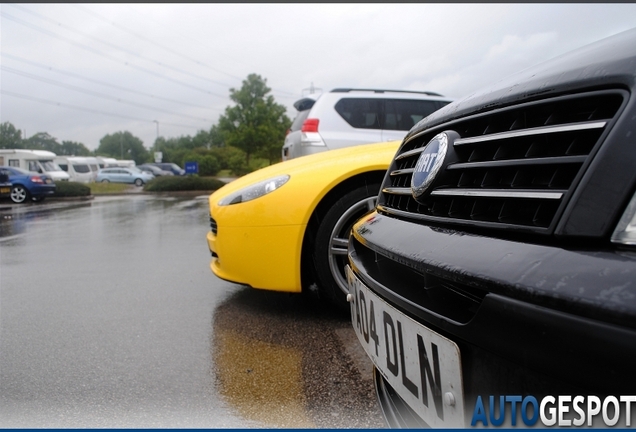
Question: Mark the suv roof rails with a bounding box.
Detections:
[330,88,444,97]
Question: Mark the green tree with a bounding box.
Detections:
[191,129,212,149]
[154,136,190,165]
[0,122,24,149]
[97,131,149,165]
[216,74,291,166]
[60,140,91,156]
[26,132,61,153]
[208,125,225,148]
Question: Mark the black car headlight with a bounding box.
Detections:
[217,175,290,206]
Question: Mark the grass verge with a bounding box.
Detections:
[89,182,130,195]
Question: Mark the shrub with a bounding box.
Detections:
[53,181,91,197]
[143,176,226,192]
[183,152,221,176]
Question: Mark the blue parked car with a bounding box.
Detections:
[96,167,154,186]
[151,162,185,176]
[0,166,56,203]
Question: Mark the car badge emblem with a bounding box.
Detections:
[411,132,448,199]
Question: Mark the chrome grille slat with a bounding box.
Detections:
[430,189,565,200]
[379,90,625,230]
[395,147,426,160]
[390,168,415,176]
[447,155,587,170]
[453,120,607,146]
[382,187,412,196]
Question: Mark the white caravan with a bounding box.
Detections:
[54,156,95,183]
[96,156,118,169]
[85,157,100,181]
[115,159,136,168]
[0,149,70,181]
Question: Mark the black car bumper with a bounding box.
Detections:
[0,183,11,198]
[349,211,636,425]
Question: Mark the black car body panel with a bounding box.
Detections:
[350,28,636,427]
[350,215,636,394]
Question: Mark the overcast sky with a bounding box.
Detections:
[2,3,636,151]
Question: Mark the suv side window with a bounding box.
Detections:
[335,98,382,130]
[383,99,446,131]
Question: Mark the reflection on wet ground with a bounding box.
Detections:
[0,194,384,428]
[0,201,93,241]
[213,287,385,428]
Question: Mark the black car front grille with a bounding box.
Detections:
[209,215,218,235]
[378,90,626,232]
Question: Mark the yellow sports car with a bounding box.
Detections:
[207,141,399,306]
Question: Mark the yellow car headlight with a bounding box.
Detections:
[217,175,290,206]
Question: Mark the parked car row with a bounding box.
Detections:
[0,150,187,185]
[0,159,187,204]
[207,28,636,428]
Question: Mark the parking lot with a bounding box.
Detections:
[0,194,383,428]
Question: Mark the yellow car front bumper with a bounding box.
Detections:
[207,223,305,292]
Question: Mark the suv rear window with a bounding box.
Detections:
[290,109,311,132]
[383,99,446,131]
[335,97,448,131]
[334,98,382,129]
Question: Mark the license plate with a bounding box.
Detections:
[347,266,465,428]
[45,179,52,184]
[0,187,9,193]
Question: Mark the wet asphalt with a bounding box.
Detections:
[0,193,384,428]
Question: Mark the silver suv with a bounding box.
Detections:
[282,88,452,160]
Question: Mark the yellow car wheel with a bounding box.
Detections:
[313,182,381,308]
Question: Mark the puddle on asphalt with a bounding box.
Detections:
[214,327,314,428]
[211,287,384,428]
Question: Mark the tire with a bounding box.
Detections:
[134,178,143,187]
[313,182,380,309]
[10,185,29,204]
[101,179,110,183]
